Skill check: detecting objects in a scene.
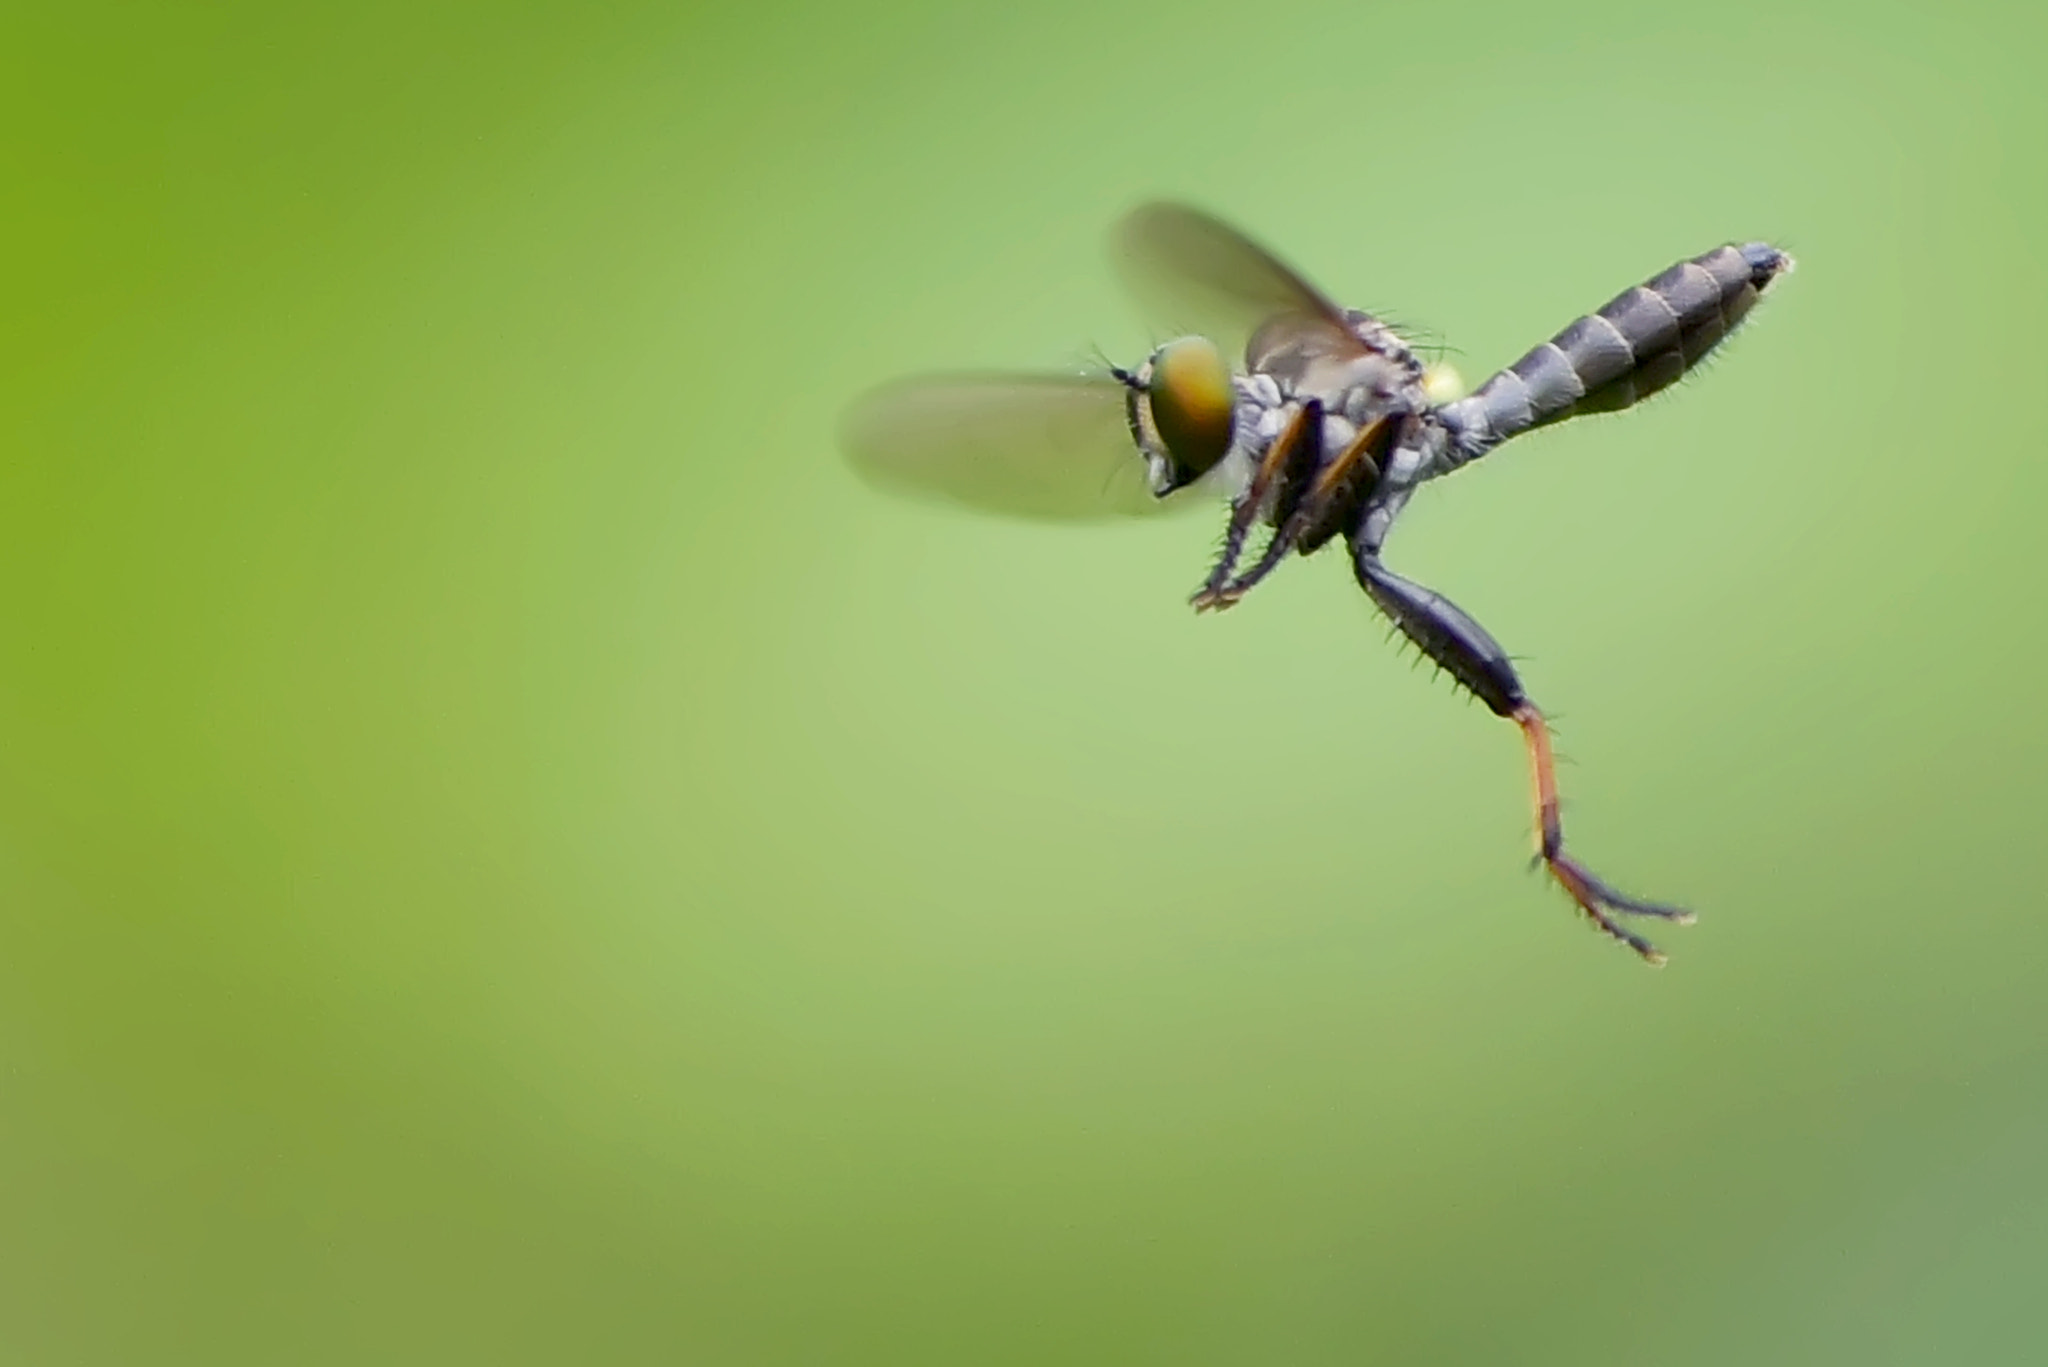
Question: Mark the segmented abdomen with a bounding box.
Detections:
[1436,242,1793,467]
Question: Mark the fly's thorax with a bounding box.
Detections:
[1118,335,1238,497]
[1245,310,1426,418]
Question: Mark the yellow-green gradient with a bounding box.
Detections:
[4,2,2044,1362]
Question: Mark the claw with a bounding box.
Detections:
[1190,586,1244,613]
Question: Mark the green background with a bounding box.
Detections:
[4,1,2044,1362]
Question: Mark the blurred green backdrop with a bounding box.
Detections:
[4,1,2045,1362]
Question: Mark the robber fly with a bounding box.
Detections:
[840,203,1792,963]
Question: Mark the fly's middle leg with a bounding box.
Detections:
[1352,549,1692,963]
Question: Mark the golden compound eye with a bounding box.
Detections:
[1145,336,1234,487]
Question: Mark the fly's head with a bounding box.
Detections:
[1113,336,1236,499]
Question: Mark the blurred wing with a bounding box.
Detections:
[840,373,1193,521]
[1112,202,1363,364]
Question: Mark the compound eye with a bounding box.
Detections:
[1145,336,1235,487]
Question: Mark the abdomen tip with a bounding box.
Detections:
[1739,242,1795,284]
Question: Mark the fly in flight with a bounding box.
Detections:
[841,203,1793,963]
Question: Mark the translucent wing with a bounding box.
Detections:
[1112,202,1364,366]
[840,372,1203,521]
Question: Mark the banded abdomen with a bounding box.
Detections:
[1435,242,1793,469]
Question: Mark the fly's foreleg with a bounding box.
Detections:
[1203,413,1396,610]
[1353,551,1693,963]
[1192,401,1321,611]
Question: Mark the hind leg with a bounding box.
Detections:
[1353,551,1692,963]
